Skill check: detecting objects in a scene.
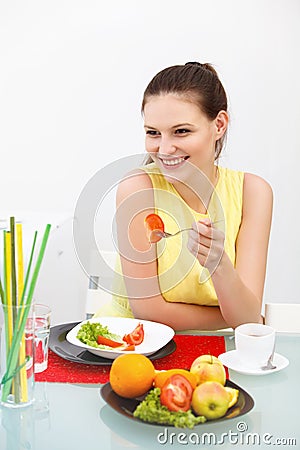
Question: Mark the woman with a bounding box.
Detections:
[96,62,273,331]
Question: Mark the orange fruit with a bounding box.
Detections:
[225,387,239,408]
[109,354,155,398]
[154,369,198,390]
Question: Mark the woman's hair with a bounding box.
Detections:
[142,62,228,162]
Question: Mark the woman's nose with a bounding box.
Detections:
[158,137,177,155]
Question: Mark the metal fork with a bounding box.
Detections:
[150,219,224,241]
[150,228,193,240]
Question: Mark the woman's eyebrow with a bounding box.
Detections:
[144,123,194,129]
[171,123,194,128]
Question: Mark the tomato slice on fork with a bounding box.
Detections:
[144,213,165,243]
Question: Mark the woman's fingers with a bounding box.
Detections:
[192,220,213,237]
[190,221,220,246]
[188,220,225,272]
[189,229,211,248]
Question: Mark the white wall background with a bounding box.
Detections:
[0,0,299,323]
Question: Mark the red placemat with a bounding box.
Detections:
[35,335,226,384]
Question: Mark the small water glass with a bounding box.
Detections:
[33,304,51,373]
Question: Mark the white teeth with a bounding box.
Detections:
[162,157,185,166]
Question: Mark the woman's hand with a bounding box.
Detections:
[187,219,225,274]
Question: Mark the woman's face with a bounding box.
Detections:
[143,94,222,181]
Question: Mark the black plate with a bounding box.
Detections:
[100,379,254,426]
[49,322,176,365]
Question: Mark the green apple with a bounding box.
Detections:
[190,354,226,385]
[191,381,230,420]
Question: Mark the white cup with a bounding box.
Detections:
[235,323,275,369]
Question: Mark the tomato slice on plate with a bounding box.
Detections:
[160,374,193,412]
[97,335,135,351]
[96,335,123,348]
[122,344,136,351]
[123,322,144,345]
[144,213,165,243]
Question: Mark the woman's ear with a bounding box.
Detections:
[215,111,229,138]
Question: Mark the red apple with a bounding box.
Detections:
[190,354,226,385]
[191,381,230,420]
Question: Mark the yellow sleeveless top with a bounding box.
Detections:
[94,164,244,318]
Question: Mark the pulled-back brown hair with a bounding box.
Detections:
[142,62,228,160]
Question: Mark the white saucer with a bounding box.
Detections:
[218,350,289,375]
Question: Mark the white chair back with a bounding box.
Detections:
[264,302,300,333]
[85,250,117,318]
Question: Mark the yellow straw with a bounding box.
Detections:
[16,223,28,402]
[5,232,14,395]
[5,232,13,347]
[16,224,24,300]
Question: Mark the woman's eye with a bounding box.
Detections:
[175,128,190,134]
[146,130,160,136]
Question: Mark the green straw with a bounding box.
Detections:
[0,275,4,305]
[24,224,51,307]
[19,231,37,308]
[1,224,51,402]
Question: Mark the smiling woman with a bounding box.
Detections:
[94,62,273,331]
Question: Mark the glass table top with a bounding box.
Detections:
[0,333,299,450]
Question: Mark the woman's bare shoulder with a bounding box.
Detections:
[243,172,273,217]
[116,168,153,204]
[243,172,273,200]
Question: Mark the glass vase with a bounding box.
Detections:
[0,304,35,408]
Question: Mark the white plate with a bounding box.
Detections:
[218,350,289,375]
[66,317,175,360]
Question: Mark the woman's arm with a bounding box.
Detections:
[116,170,229,331]
[188,173,273,328]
